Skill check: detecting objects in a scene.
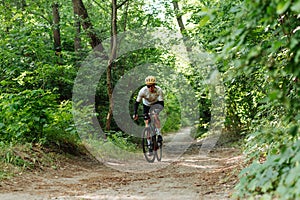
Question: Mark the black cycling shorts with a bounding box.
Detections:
[143,102,164,120]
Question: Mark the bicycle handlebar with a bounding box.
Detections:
[133,111,159,121]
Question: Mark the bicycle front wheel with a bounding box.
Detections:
[155,136,162,162]
[141,127,155,163]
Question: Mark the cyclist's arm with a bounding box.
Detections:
[157,88,164,109]
[134,88,145,115]
[157,87,164,102]
[134,101,140,115]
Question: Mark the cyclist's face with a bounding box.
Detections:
[147,84,155,92]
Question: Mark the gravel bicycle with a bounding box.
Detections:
[140,111,163,163]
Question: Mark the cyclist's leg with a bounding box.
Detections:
[143,104,150,127]
[150,103,163,141]
[152,103,163,132]
[143,105,152,153]
[156,120,163,142]
[154,114,161,130]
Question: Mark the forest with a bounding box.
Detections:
[0,0,300,199]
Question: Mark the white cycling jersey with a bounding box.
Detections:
[136,86,164,106]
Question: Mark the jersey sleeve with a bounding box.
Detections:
[136,89,144,102]
[157,88,164,101]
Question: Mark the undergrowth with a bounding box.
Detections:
[233,121,300,200]
[0,141,90,180]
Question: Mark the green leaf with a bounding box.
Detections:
[295,49,300,63]
[261,180,272,192]
[291,0,300,13]
[289,125,298,137]
[268,90,281,100]
[292,153,300,163]
[247,47,261,59]
[199,15,210,27]
[248,178,258,191]
[277,0,291,14]
[260,194,273,200]
[0,123,5,129]
[290,38,299,49]
[285,165,300,186]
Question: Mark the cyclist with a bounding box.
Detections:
[133,76,164,148]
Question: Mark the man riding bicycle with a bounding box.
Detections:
[133,76,164,144]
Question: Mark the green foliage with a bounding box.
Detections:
[234,137,300,200]
[0,90,57,142]
[233,94,300,199]
[161,92,181,132]
[0,1,81,149]
[224,70,266,134]
[83,131,139,162]
[34,64,77,100]
[213,0,300,198]
[43,100,80,149]
[3,2,300,198]
[0,90,80,147]
[106,131,138,152]
[187,0,242,53]
[0,143,33,168]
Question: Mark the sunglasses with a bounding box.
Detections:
[147,84,155,88]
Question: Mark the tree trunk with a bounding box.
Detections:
[52,3,61,55]
[172,1,191,52]
[105,0,118,131]
[122,0,129,31]
[72,1,81,52]
[72,0,104,50]
[172,1,186,34]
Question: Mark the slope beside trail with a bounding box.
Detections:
[0,128,243,200]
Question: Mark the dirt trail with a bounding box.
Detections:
[0,128,243,200]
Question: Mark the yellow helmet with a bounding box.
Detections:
[145,76,156,85]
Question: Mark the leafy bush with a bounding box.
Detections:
[43,100,81,151]
[234,134,300,200]
[232,68,300,199]
[106,131,138,152]
[161,92,181,133]
[0,90,81,149]
[0,89,57,142]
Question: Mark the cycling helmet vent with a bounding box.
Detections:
[145,76,156,85]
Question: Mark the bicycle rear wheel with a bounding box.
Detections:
[141,127,155,163]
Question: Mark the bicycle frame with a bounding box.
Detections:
[140,112,162,162]
[148,113,158,133]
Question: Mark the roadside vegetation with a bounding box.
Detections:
[1,1,299,199]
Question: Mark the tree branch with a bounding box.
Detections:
[117,0,130,9]
[28,11,52,24]
[90,0,109,14]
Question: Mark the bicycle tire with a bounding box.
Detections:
[141,127,155,163]
[156,136,162,162]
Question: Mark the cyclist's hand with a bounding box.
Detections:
[133,114,138,121]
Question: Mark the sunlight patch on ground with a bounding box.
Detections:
[179,162,219,169]
[73,194,146,200]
